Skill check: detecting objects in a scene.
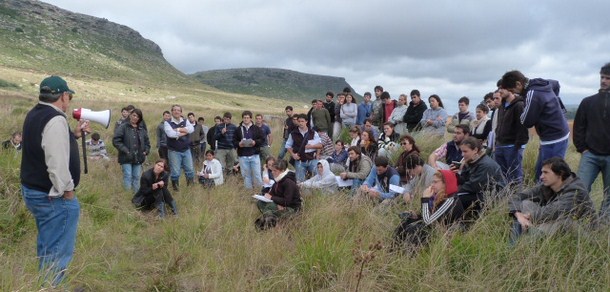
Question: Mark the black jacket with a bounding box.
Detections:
[573,90,610,155]
[233,123,265,157]
[207,125,217,150]
[495,96,529,148]
[403,101,428,131]
[458,153,505,199]
[270,171,302,209]
[113,122,151,164]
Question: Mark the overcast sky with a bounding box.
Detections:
[45,0,610,112]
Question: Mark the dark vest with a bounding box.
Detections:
[21,104,80,192]
[446,141,463,164]
[289,128,316,161]
[166,119,190,152]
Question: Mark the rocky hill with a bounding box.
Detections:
[0,0,192,85]
[191,68,359,103]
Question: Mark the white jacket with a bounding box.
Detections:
[199,158,224,185]
[300,160,337,192]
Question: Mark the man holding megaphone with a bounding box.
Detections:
[20,76,91,286]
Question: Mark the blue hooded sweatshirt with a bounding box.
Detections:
[520,78,569,143]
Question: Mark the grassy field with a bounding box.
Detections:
[1,92,609,291]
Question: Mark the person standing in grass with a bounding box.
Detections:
[312,99,332,137]
[573,62,610,220]
[156,111,171,161]
[187,112,205,169]
[286,113,323,182]
[113,108,151,193]
[494,87,528,185]
[508,157,595,244]
[500,70,570,180]
[164,104,195,190]
[21,76,91,286]
[278,106,296,160]
[255,113,272,165]
[2,131,22,151]
[214,112,238,174]
[233,110,265,189]
[356,91,373,126]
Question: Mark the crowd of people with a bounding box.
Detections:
[13,63,610,286]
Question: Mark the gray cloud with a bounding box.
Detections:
[45,0,610,112]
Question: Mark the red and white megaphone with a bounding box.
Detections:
[72,108,112,129]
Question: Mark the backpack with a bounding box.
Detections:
[255,213,278,231]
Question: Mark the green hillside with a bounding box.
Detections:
[191,68,359,103]
[0,0,192,85]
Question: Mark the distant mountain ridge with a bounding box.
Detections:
[191,68,359,103]
[0,1,357,106]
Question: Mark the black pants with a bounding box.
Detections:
[137,187,174,210]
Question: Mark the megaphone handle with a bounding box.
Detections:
[81,130,88,174]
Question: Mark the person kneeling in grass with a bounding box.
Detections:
[508,157,595,245]
[257,159,302,219]
[393,170,464,250]
[132,159,178,218]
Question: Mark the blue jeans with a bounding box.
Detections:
[495,146,524,184]
[578,151,610,216]
[121,163,142,192]
[534,139,568,180]
[22,185,80,286]
[168,149,195,181]
[295,159,318,182]
[239,155,263,189]
[278,140,288,160]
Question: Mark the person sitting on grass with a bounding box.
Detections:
[401,154,437,204]
[508,157,595,245]
[197,150,224,188]
[2,131,22,151]
[454,136,505,220]
[339,146,374,190]
[257,159,302,220]
[85,132,109,161]
[357,156,400,203]
[394,134,421,185]
[299,159,338,193]
[393,170,464,251]
[328,140,348,173]
[377,122,400,159]
[132,159,178,218]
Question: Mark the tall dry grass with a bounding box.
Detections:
[1,95,609,291]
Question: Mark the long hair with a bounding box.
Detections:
[432,172,448,211]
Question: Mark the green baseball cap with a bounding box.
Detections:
[40,75,75,94]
